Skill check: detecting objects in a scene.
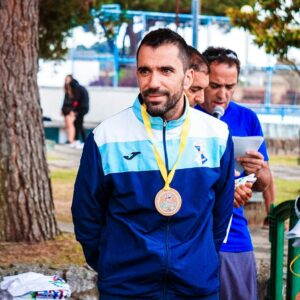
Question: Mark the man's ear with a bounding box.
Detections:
[183,68,194,90]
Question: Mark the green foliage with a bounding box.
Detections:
[39,0,102,60]
[38,0,256,60]
[202,0,251,16]
[227,0,300,75]
[39,0,190,59]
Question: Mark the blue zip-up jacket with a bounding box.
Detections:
[72,97,235,299]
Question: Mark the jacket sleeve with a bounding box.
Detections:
[71,133,109,271]
[212,133,235,251]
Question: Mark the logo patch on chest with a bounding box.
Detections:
[123,152,141,160]
[194,143,208,165]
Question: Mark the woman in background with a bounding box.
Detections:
[61,75,76,144]
[69,78,89,144]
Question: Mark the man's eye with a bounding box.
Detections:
[162,68,173,74]
[138,68,149,75]
[210,83,219,89]
[226,85,235,90]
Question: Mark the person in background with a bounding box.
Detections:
[61,74,76,144]
[197,46,272,300]
[72,28,235,299]
[185,46,210,107]
[186,45,253,210]
[68,79,89,145]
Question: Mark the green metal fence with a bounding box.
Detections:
[267,200,300,300]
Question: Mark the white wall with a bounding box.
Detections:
[40,86,138,124]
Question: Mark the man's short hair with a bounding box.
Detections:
[188,45,210,74]
[136,28,190,71]
[202,47,240,75]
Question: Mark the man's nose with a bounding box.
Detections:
[148,72,161,88]
[216,87,226,99]
[195,90,205,104]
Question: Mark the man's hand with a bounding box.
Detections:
[236,150,265,175]
[234,182,253,208]
[236,150,271,192]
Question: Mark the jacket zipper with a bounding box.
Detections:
[163,120,169,171]
[162,120,170,299]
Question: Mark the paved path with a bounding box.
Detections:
[251,227,270,260]
[47,144,82,169]
[271,164,300,180]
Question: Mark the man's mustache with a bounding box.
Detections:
[143,88,169,97]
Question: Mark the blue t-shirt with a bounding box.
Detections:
[196,101,269,252]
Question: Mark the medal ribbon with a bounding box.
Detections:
[141,100,190,190]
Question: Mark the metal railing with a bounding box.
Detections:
[267,200,300,300]
[244,104,300,118]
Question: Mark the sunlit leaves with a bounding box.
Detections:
[227,0,300,75]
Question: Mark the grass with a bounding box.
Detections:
[47,154,67,161]
[269,154,299,167]
[274,178,300,204]
[51,169,77,181]
[268,155,300,204]
[50,169,77,223]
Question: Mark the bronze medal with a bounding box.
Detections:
[155,188,182,216]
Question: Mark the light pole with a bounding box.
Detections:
[240,5,253,68]
[192,0,200,48]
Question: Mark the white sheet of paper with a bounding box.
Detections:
[232,136,264,173]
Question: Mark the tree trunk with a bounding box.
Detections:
[0,0,59,242]
[125,22,140,57]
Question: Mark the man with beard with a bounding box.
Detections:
[72,29,235,299]
[198,47,272,300]
[185,45,253,209]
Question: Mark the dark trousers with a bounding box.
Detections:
[74,110,88,142]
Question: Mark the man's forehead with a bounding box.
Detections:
[193,72,209,87]
[209,62,238,83]
[137,44,181,64]
[210,61,238,73]
[139,43,180,53]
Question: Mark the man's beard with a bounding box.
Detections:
[141,85,184,119]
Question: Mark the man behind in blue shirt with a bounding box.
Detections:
[186,45,253,210]
[197,47,272,300]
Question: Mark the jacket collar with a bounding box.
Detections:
[132,94,188,130]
